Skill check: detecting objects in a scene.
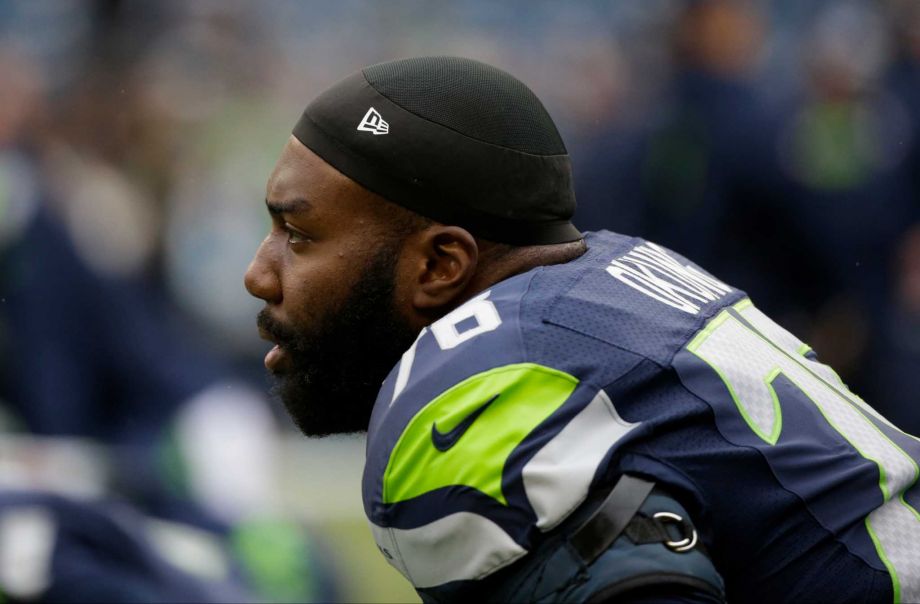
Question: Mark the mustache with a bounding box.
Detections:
[256,309,300,349]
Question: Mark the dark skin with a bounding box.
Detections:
[244,135,585,434]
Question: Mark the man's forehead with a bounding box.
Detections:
[267,137,356,207]
[266,136,391,225]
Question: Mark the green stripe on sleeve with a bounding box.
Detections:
[383,363,578,505]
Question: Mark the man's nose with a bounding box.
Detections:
[244,239,281,304]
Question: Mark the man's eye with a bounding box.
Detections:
[284,224,309,245]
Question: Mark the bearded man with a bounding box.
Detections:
[246,57,919,603]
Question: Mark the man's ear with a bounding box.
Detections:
[404,226,479,312]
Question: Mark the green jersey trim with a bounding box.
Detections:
[383,363,579,505]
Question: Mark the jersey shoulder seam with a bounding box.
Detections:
[662,292,747,367]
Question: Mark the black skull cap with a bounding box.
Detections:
[292,56,581,245]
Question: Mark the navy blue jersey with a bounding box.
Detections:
[363,230,920,602]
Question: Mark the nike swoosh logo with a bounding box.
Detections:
[431,394,500,452]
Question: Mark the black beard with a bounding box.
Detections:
[257,242,418,436]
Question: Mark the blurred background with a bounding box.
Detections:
[0,0,917,601]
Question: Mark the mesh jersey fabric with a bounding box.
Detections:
[363,230,912,603]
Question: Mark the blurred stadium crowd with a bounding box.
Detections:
[0,0,918,601]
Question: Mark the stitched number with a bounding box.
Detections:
[430,290,502,350]
[687,300,920,603]
[391,291,503,405]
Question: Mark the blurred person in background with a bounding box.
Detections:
[0,5,341,601]
[576,0,820,328]
[774,0,919,402]
[0,47,275,533]
[579,0,919,413]
[866,0,920,433]
[0,489,262,602]
[871,226,920,434]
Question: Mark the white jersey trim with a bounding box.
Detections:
[370,512,526,588]
[522,389,639,531]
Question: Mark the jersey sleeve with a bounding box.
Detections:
[362,277,644,591]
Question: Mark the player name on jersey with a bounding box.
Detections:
[605,242,732,315]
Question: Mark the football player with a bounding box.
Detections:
[246,57,919,603]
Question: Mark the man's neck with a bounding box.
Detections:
[452,237,589,314]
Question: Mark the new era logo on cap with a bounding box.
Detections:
[357,107,389,135]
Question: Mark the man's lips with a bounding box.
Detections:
[264,344,290,372]
[257,321,292,373]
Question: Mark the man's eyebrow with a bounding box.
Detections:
[265,198,312,215]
